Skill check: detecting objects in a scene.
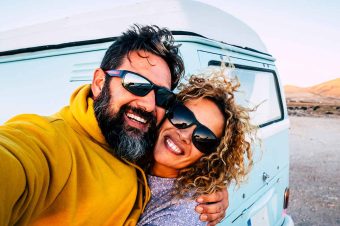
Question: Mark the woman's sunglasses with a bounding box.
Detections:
[166,102,221,154]
[104,69,175,109]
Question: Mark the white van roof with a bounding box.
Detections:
[0,0,268,54]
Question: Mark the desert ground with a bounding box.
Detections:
[288,116,340,226]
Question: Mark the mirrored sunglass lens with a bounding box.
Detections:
[169,104,195,129]
[193,126,219,154]
[155,88,175,108]
[123,73,152,96]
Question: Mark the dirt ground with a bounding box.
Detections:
[288,116,340,226]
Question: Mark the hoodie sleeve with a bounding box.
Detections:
[0,114,71,226]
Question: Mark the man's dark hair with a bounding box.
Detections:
[100,24,184,90]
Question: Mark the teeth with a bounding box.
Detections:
[126,113,147,124]
[166,138,182,154]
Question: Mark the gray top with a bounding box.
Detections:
[137,175,206,226]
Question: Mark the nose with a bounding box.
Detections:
[135,90,156,113]
[176,126,196,145]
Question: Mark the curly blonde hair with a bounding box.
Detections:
[173,68,257,197]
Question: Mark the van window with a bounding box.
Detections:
[208,61,283,127]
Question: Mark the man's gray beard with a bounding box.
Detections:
[93,79,156,162]
[116,129,148,162]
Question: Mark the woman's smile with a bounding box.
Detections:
[164,136,184,155]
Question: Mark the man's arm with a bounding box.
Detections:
[0,144,26,226]
[195,189,229,226]
[0,115,70,225]
[0,121,49,225]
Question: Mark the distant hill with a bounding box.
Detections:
[284,85,308,94]
[285,78,340,97]
[284,78,340,104]
[308,78,340,98]
[285,79,340,117]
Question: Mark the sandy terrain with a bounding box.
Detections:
[288,116,340,226]
[287,102,340,118]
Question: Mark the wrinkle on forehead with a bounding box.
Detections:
[127,50,156,68]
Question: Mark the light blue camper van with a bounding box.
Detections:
[0,0,294,225]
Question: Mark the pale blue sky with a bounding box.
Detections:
[1,0,339,87]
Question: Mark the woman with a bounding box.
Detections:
[138,70,257,225]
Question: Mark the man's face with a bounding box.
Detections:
[92,51,172,161]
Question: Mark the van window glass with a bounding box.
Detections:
[209,66,282,127]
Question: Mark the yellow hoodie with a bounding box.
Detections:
[0,85,150,226]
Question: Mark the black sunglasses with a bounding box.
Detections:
[166,102,221,154]
[104,69,175,109]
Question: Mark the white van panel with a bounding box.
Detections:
[0,0,268,53]
[0,45,107,123]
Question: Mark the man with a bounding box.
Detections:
[0,25,228,225]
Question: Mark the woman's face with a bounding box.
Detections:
[152,97,225,178]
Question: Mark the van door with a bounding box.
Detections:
[197,50,290,225]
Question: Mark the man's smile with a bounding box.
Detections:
[126,112,147,124]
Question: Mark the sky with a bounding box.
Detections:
[1,0,339,87]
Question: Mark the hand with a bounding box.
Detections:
[195,189,229,226]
